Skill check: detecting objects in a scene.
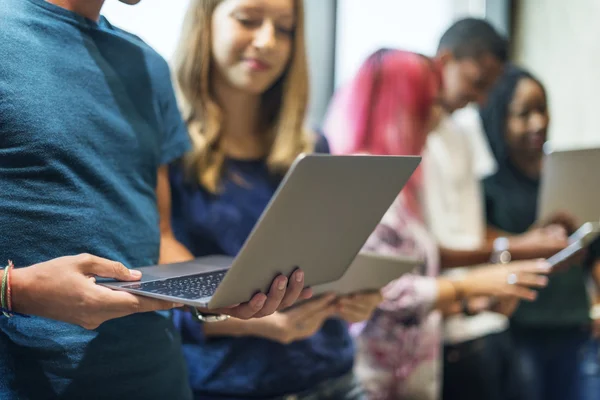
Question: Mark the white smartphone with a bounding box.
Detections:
[547,221,600,270]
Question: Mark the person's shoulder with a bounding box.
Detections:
[0,0,31,34]
[101,17,170,73]
[0,0,13,18]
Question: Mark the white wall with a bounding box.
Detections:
[101,0,335,126]
[334,0,487,88]
[513,0,600,149]
[101,0,190,62]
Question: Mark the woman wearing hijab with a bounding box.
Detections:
[479,64,600,400]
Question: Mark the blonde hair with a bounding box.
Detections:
[174,0,313,192]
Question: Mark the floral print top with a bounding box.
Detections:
[350,193,442,400]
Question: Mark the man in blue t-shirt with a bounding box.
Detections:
[0,0,309,398]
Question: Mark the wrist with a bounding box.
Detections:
[190,307,229,323]
[491,237,512,264]
[245,313,287,341]
[202,315,258,338]
[8,266,29,314]
[447,278,467,301]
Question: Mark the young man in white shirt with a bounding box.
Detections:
[423,105,523,400]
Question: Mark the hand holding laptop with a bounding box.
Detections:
[102,155,422,310]
[9,254,184,330]
[197,269,313,319]
[239,294,338,344]
[335,291,383,323]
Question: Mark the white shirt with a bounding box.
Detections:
[452,105,498,180]
[422,111,508,345]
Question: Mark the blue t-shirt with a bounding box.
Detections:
[170,136,355,399]
[0,0,192,398]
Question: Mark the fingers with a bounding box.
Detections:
[214,293,267,320]
[298,287,313,301]
[336,296,378,314]
[291,293,337,320]
[509,259,551,274]
[252,276,289,318]
[507,285,538,301]
[277,269,307,310]
[547,211,579,233]
[336,301,373,320]
[544,224,568,240]
[130,295,184,313]
[305,304,338,325]
[491,297,520,316]
[336,307,367,323]
[466,296,493,313]
[512,272,549,289]
[336,294,381,322]
[336,298,369,313]
[100,289,183,317]
[75,253,141,281]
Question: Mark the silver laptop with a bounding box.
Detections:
[306,251,422,297]
[538,145,600,224]
[101,153,421,309]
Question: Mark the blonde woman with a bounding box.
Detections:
[159,0,381,398]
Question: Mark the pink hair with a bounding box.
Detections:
[323,49,441,217]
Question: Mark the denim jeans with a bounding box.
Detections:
[580,337,600,400]
[279,372,365,400]
[442,330,523,400]
[513,327,590,400]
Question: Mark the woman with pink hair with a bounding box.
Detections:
[322,49,551,399]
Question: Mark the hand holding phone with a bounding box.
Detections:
[547,222,600,271]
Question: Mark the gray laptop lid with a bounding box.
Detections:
[208,153,421,308]
[538,146,600,224]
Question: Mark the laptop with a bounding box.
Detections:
[538,145,600,224]
[308,251,422,297]
[101,153,421,309]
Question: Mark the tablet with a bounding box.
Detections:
[538,146,600,224]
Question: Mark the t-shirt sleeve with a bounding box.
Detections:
[157,64,191,166]
[421,145,445,242]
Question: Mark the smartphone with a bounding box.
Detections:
[568,221,600,245]
[547,221,600,270]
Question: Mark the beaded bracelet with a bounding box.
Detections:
[1,261,10,317]
[1,261,29,318]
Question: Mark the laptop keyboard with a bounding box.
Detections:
[121,270,227,300]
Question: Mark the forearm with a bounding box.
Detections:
[434,278,462,309]
[441,236,560,271]
[203,317,258,337]
[439,299,463,316]
[203,316,279,341]
[486,225,511,243]
[440,247,493,269]
[159,233,194,264]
